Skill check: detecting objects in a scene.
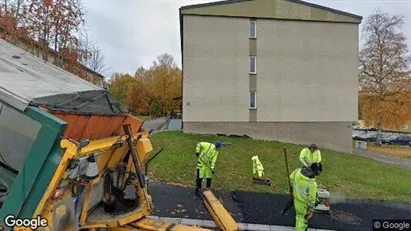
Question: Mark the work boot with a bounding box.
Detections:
[195,188,201,197]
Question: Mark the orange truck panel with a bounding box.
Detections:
[48,112,143,141]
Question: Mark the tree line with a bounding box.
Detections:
[109,54,182,118]
[0,0,108,77]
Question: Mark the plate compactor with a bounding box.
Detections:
[281,147,331,215]
[314,188,331,213]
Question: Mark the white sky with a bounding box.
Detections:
[82,0,411,78]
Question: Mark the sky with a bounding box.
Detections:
[81,0,411,79]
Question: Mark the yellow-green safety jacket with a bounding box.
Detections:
[290,168,318,212]
[196,142,219,175]
[299,148,321,167]
[251,156,264,177]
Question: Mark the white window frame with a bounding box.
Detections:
[249,20,256,38]
[249,91,257,109]
[249,56,257,74]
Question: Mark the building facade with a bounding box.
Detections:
[180,0,362,153]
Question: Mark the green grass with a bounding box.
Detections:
[149,131,411,203]
[136,116,150,121]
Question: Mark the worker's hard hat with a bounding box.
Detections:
[310,162,322,176]
[215,141,222,148]
[308,144,318,150]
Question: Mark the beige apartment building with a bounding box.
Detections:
[179,0,362,153]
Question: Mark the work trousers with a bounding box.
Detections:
[196,169,212,188]
[294,199,310,231]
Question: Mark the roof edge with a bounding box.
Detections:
[287,0,362,20]
[180,0,362,21]
[181,13,362,24]
[180,0,249,11]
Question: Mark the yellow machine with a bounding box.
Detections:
[8,124,237,231]
[0,37,238,231]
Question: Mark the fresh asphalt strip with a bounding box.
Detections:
[150,182,411,231]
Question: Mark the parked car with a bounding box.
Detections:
[352,131,363,140]
[382,135,399,144]
[352,132,366,141]
[353,132,377,142]
[386,135,411,146]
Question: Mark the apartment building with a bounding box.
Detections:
[179,0,362,152]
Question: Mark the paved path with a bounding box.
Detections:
[141,117,166,131]
[352,148,411,169]
[149,182,411,231]
[166,118,182,131]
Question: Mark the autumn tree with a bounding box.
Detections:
[127,79,154,116]
[1,0,86,61]
[109,54,182,117]
[0,1,33,45]
[359,9,411,144]
[149,54,182,115]
[108,73,137,109]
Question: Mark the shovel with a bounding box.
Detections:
[281,146,294,215]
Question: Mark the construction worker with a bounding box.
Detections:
[289,162,323,231]
[195,141,222,195]
[299,144,321,168]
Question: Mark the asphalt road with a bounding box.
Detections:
[150,182,411,231]
[141,117,166,131]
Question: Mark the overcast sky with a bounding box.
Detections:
[82,0,411,78]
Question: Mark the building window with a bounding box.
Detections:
[249,56,256,74]
[249,20,256,38]
[249,91,257,109]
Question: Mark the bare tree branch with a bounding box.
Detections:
[77,30,109,76]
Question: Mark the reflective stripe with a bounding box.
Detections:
[198,144,215,169]
[199,145,213,163]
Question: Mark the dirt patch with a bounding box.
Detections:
[330,209,363,225]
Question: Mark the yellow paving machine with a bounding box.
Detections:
[0,38,238,231]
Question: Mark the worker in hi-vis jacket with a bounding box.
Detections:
[289,162,322,231]
[195,141,222,196]
[299,144,321,168]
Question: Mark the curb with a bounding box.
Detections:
[147,216,336,231]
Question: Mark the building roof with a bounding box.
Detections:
[180,0,362,24]
[0,38,125,114]
[0,16,106,80]
[30,39,106,80]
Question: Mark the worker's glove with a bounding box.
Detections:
[196,152,199,157]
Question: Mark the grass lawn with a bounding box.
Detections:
[149,131,411,203]
[136,116,150,121]
[366,143,411,159]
